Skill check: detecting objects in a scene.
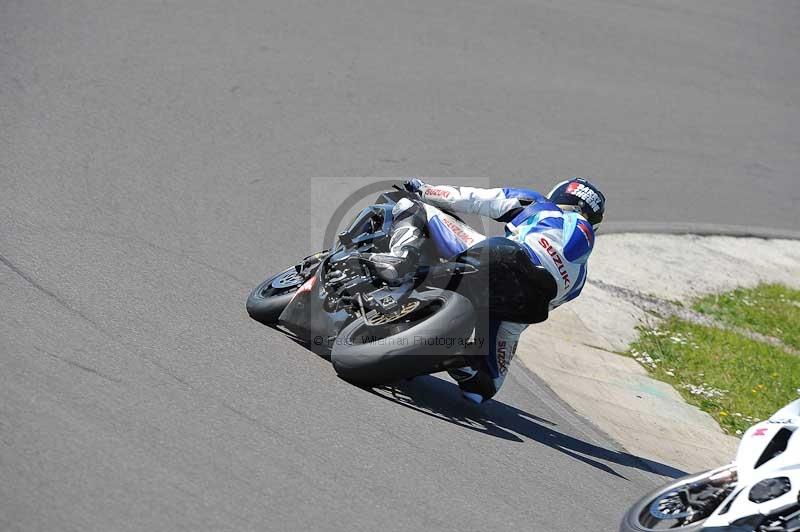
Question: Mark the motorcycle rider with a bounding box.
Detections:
[364,177,606,404]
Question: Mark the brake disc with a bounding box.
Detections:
[649,490,695,521]
[271,269,304,289]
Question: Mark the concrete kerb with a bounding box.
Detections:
[515,233,800,474]
[601,221,800,241]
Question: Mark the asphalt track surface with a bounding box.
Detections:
[2,1,799,531]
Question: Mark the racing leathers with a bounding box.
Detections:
[383,181,596,404]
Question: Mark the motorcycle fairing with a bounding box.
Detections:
[704,399,800,528]
[277,261,351,354]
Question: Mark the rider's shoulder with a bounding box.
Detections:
[562,215,595,263]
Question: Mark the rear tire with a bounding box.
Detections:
[331,289,475,386]
[246,266,306,325]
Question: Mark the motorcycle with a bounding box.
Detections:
[245,186,557,386]
[621,398,800,532]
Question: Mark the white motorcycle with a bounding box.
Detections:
[621,399,800,532]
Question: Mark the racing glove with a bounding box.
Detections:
[403,177,427,195]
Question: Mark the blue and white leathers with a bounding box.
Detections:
[413,183,596,402]
[418,184,595,308]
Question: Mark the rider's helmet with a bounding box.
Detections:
[547,177,606,229]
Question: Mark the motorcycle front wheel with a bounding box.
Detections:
[620,466,737,532]
[246,266,307,325]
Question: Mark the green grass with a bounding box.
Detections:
[629,317,800,435]
[693,283,800,350]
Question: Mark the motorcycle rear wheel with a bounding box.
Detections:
[331,288,475,386]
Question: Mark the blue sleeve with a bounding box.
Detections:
[502,187,547,203]
[494,188,550,223]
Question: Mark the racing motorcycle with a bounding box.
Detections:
[621,398,800,532]
[245,186,556,386]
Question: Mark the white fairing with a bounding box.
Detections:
[703,398,800,528]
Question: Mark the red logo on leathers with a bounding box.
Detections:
[539,237,571,288]
[441,217,474,245]
[425,187,451,199]
[497,341,508,374]
[496,339,517,375]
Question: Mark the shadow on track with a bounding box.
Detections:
[273,330,686,479]
[366,374,687,481]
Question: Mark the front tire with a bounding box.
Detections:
[620,467,735,532]
[331,289,475,386]
[246,266,306,325]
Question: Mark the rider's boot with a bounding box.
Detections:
[361,198,426,282]
[448,365,485,404]
[448,357,498,404]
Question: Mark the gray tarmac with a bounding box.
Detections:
[2,0,798,530]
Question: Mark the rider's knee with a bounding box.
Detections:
[392,197,422,217]
[392,197,427,230]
